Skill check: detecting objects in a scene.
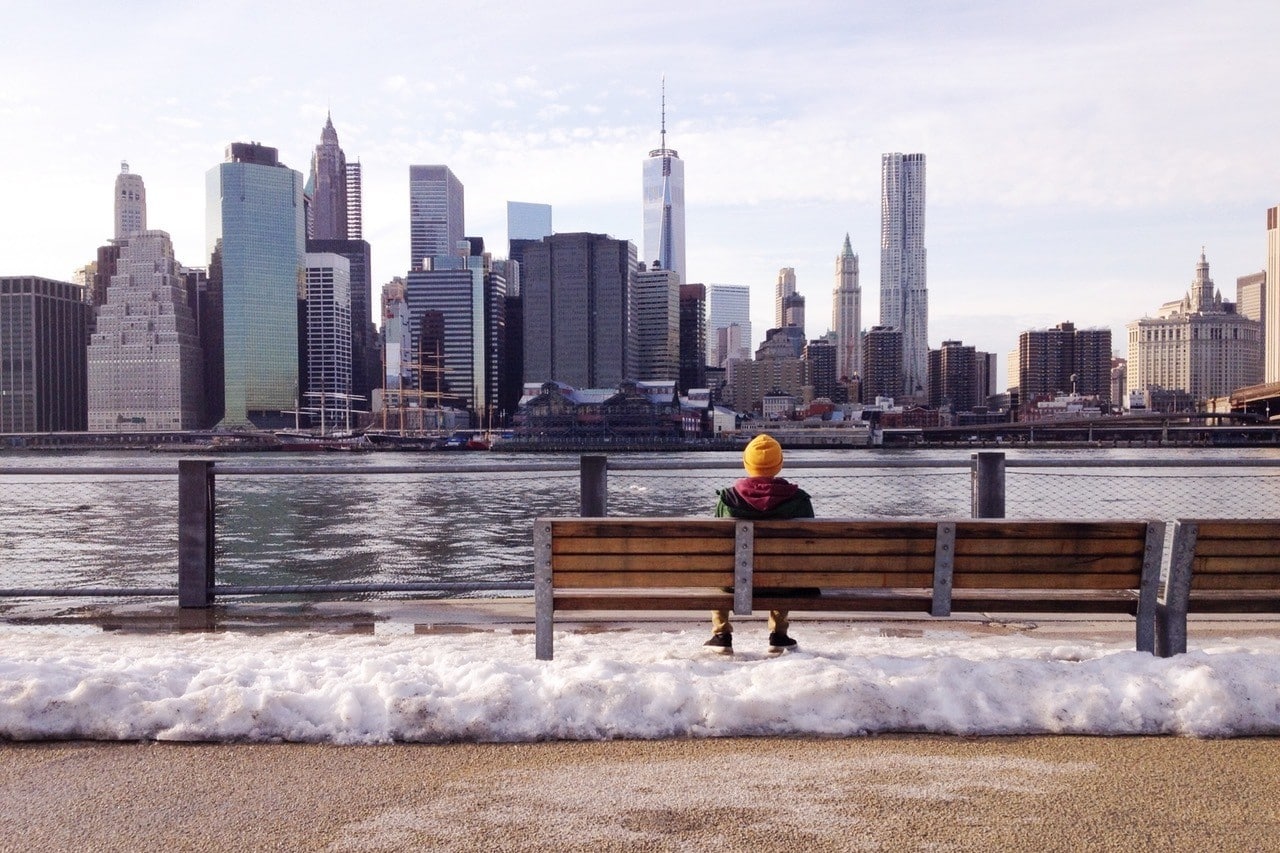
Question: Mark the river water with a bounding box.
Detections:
[2,446,1279,600]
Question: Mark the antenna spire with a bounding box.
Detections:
[660,75,666,151]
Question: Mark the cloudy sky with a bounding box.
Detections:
[3,0,1278,375]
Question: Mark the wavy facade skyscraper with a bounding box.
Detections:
[879,152,927,401]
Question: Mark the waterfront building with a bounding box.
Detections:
[927,339,995,413]
[114,162,146,240]
[308,238,375,408]
[522,232,637,390]
[724,353,806,415]
[678,283,707,394]
[775,268,796,329]
[641,83,685,283]
[303,253,353,429]
[804,337,840,402]
[1126,253,1262,405]
[409,165,464,271]
[1269,206,1280,383]
[880,152,928,402]
[0,277,91,432]
[633,265,680,382]
[1238,270,1265,323]
[861,325,903,404]
[1017,321,1112,412]
[308,114,349,241]
[404,244,505,422]
[707,284,752,367]
[87,231,204,431]
[507,201,552,241]
[833,234,862,380]
[205,141,305,428]
[380,278,410,397]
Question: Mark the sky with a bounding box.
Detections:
[3,0,1280,378]
[3,624,1278,741]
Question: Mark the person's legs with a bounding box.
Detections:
[711,610,732,635]
[767,609,789,636]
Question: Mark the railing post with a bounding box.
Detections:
[580,454,607,517]
[971,451,1006,519]
[178,460,215,607]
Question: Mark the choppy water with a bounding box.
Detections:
[2,446,1280,601]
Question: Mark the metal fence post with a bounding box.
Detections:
[580,455,607,517]
[971,451,1006,519]
[178,460,215,607]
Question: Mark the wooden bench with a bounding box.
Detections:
[1155,519,1280,657]
[533,517,1166,660]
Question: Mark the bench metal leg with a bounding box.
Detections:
[1156,521,1196,657]
[534,520,554,660]
[1133,521,1165,654]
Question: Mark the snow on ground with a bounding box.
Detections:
[2,626,1279,743]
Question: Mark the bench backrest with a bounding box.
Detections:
[1167,519,1280,596]
[952,520,1155,590]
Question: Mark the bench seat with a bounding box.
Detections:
[535,517,1166,660]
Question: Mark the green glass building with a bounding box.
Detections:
[206,143,305,428]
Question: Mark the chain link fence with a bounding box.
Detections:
[5,456,1280,610]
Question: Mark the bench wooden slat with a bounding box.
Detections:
[954,521,1149,539]
[753,520,939,539]
[554,592,732,611]
[953,573,1144,590]
[1190,520,1280,540]
[1190,573,1280,590]
[551,554,735,572]
[1192,550,1280,571]
[550,520,736,538]
[553,537,736,556]
[953,539,1146,557]
[755,555,938,572]
[1185,541,1280,559]
[953,555,1143,574]
[754,571,934,587]
[552,571,732,588]
[753,539,938,556]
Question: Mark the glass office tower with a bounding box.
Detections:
[206,142,305,428]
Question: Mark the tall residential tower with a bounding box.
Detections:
[880,152,928,401]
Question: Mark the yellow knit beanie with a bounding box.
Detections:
[743,434,783,478]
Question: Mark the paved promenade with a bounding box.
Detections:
[3,735,1279,851]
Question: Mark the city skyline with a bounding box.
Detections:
[4,1,1280,379]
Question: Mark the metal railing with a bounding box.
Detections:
[3,452,1280,608]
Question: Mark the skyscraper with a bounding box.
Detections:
[206,141,305,428]
[303,253,353,428]
[1267,206,1280,383]
[88,230,204,431]
[409,165,464,271]
[707,284,752,367]
[861,325,903,404]
[522,232,637,388]
[114,161,146,239]
[0,277,91,432]
[642,82,686,283]
[633,265,680,382]
[345,161,363,240]
[880,152,928,401]
[507,201,553,241]
[832,234,861,380]
[679,283,707,393]
[308,114,348,241]
[775,267,796,329]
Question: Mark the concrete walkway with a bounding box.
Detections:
[4,603,1280,851]
[3,736,1279,851]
